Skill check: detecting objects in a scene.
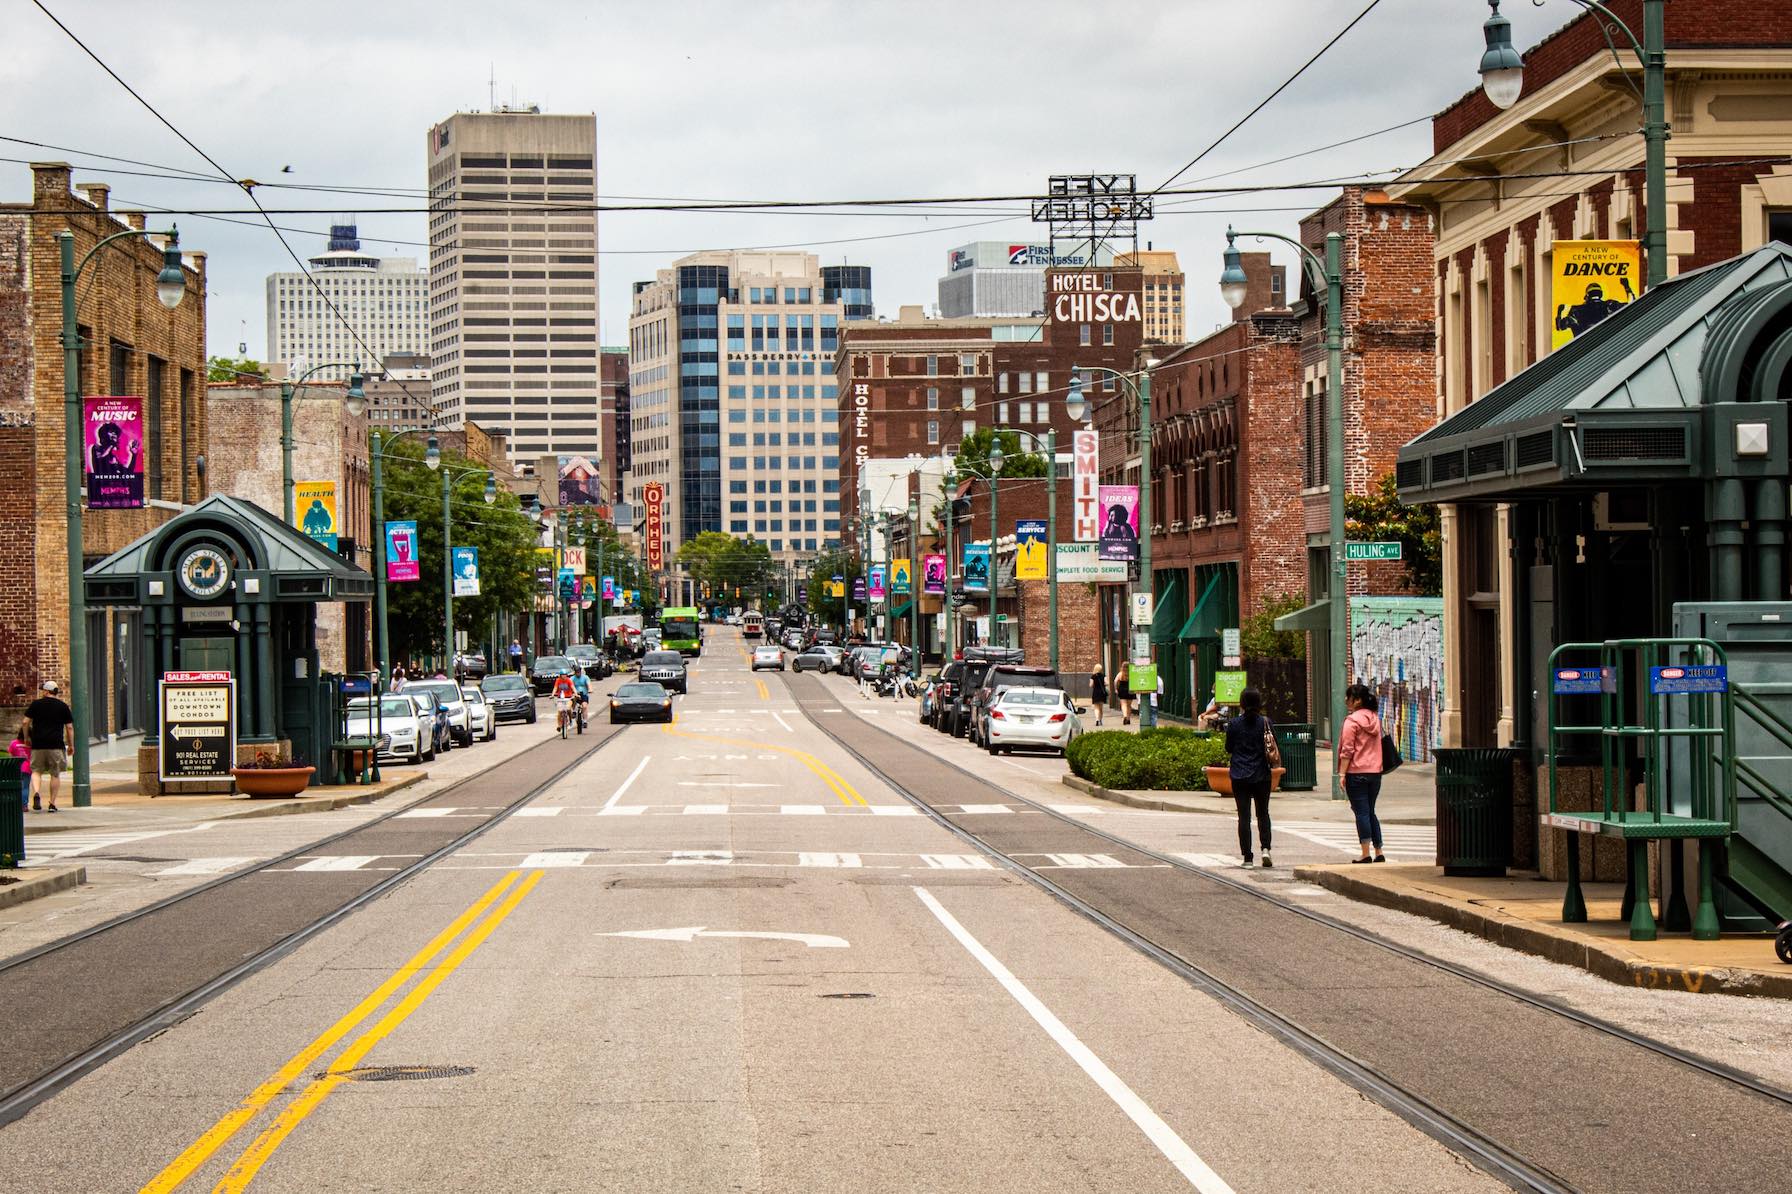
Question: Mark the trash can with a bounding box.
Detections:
[0,755,24,868]
[1274,724,1317,791]
[1434,748,1518,876]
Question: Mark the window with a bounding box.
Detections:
[1017,402,1032,424]
[1102,324,1114,346]
[1036,372,1048,393]
[998,402,1010,423]
[963,419,976,438]
[998,372,1009,394]
[1079,324,1091,347]
[960,353,976,373]
[961,386,975,411]
[145,355,165,500]
[926,355,938,376]
[1303,377,1328,489]
[926,386,939,410]
[927,419,939,445]
[1771,210,1792,248]
[1017,372,1033,394]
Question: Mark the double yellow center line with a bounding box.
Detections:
[143,870,544,1192]
[659,719,867,806]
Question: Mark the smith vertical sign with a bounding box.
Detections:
[1072,429,1100,541]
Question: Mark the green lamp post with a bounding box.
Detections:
[281,364,365,525]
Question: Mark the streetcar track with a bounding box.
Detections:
[0,724,622,1129]
[786,675,1790,1192]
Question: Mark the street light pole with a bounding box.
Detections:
[441,466,454,673]
[60,226,185,808]
[1046,427,1059,673]
[281,363,363,526]
[1224,226,1345,796]
[908,498,921,677]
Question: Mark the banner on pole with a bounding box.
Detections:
[963,543,990,593]
[922,554,946,595]
[294,480,339,551]
[1097,485,1140,561]
[385,521,420,581]
[602,575,616,601]
[1072,429,1100,541]
[852,576,866,601]
[83,395,145,509]
[451,546,480,596]
[1015,519,1047,580]
[563,545,587,574]
[891,558,912,596]
[868,565,886,601]
[1550,240,1641,349]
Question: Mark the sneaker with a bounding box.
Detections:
[1239,856,1253,868]
[1260,853,1273,869]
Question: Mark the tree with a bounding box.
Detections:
[803,548,863,626]
[1241,592,1308,662]
[1345,473,1442,596]
[951,427,1049,481]
[676,531,775,603]
[208,355,267,384]
[565,510,653,630]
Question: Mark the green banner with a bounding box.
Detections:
[1213,670,1248,704]
[1127,663,1157,693]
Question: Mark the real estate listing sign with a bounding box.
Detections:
[83,396,145,509]
[159,671,235,783]
[1550,240,1641,349]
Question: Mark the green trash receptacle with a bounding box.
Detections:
[1434,748,1518,876]
[1274,724,1317,791]
[0,755,23,868]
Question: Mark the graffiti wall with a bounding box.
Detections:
[1349,597,1444,763]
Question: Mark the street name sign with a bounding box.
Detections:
[1345,541,1403,561]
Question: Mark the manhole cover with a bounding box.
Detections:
[323,1065,475,1083]
[819,993,876,1000]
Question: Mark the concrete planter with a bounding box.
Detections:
[231,766,315,798]
[1203,767,1286,795]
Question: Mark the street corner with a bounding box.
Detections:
[0,864,86,911]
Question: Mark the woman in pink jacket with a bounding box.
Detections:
[1337,683,1385,863]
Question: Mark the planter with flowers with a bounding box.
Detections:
[231,748,316,798]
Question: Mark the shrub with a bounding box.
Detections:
[1068,729,1228,791]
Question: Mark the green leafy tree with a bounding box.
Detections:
[565,510,652,631]
[1346,473,1442,596]
[951,427,1049,480]
[208,354,267,383]
[676,531,775,603]
[803,548,863,626]
[1241,592,1308,662]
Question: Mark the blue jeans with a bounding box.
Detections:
[1344,772,1383,850]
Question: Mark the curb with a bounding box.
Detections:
[21,772,429,837]
[1295,864,1792,1000]
[0,864,86,910]
[1060,774,1225,815]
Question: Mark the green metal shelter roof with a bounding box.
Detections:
[1398,243,1792,504]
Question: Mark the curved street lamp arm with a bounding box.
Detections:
[1228,228,1329,295]
[70,226,177,284]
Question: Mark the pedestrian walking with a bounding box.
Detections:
[1116,669,1133,726]
[509,639,525,673]
[8,721,30,793]
[1225,687,1277,867]
[390,666,407,694]
[1338,683,1386,863]
[1088,667,1107,726]
[22,680,73,813]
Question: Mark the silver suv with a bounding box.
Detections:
[638,650,688,695]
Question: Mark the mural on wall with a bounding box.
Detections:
[1349,597,1444,763]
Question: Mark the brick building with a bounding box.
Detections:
[204,381,371,673]
[601,345,629,509]
[1390,0,1792,748]
[0,163,207,749]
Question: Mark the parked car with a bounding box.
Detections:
[463,687,498,742]
[791,645,840,674]
[406,679,473,747]
[918,673,945,723]
[752,645,786,672]
[983,687,1084,755]
[480,673,536,724]
[969,665,1063,747]
[638,650,688,694]
[937,647,1024,737]
[453,651,488,682]
[610,682,674,724]
[529,655,575,696]
[811,626,839,647]
[407,690,455,757]
[344,694,433,764]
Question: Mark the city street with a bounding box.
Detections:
[2,631,1788,1192]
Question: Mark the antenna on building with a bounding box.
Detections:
[488,63,496,112]
[238,320,247,356]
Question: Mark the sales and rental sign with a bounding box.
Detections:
[643,482,665,570]
[159,671,235,783]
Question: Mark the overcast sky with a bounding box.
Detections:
[2,0,1576,361]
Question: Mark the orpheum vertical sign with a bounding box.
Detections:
[1072,430,1101,541]
[643,482,665,571]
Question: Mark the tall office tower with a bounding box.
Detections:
[628,251,870,562]
[425,108,599,470]
[265,223,428,379]
[1115,249,1186,344]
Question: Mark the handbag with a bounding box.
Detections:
[1263,718,1282,769]
[1380,731,1403,773]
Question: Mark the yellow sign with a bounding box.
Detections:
[1015,532,1048,580]
[293,481,338,550]
[1551,240,1641,350]
[828,581,845,598]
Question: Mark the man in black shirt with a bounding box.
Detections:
[23,680,74,812]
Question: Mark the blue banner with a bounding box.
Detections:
[451,546,480,597]
[963,543,990,593]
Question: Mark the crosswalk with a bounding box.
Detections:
[1274,820,1434,859]
[21,828,195,867]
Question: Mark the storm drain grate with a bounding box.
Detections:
[819,993,876,1000]
[323,1065,476,1083]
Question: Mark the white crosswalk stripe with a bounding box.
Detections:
[1275,821,1434,857]
[682,804,728,815]
[598,805,648,816]
[868,805,919,816]
[780,805,825,816]
[669,850,734,865]
[22,828,191,866]
[396,808,456,818]
[798,852,862,868]
[957,804,1014,815]
[522,851,590,868]
[922,854,994,870]
[1039,853,1127,868]
[154,856,257,876]
[512,807,563,817]
[293,855,381,872]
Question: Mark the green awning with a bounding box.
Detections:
[889,600,912,619]
[1274,598,1331,633]
[1148,574,1184,645]
[1177,573,1226,642]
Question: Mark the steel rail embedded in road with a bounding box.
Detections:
[784,674,1792,1193]
[0,724,623,1130]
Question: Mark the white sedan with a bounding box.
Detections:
[983,687,1084,755]
[344,695,432,764]
[463,687,498,742]
[751,645,785,671]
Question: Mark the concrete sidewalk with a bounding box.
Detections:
[1296,863,1792,999]
[1064,759,1437,826]
[18,767,426,837]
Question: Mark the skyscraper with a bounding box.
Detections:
[628,251,870,562]
[425,109,599,471]
[265,223,428,379]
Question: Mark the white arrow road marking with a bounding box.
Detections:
[602,926,849,948]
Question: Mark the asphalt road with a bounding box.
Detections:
[0,632,1780,1191]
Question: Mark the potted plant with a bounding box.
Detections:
[1203,763,1286,796]
[231,748,316,798]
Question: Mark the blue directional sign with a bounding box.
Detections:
[340,675,372,696]
[1649,665,1728,695]
[1552,666,1613,695]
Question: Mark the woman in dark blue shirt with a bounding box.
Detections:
[1224,687,1275,868]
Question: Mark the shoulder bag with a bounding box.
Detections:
[1262,717,1282,769]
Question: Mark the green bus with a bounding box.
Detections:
[660,607,702,656]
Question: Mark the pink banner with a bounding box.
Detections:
[84,396,144,509]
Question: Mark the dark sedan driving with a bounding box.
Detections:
[609,682,674,724]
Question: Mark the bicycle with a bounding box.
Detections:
[556,695,573,739]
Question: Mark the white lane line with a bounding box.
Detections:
[781,805,826,816]
[154,856,257,876]
[771,711,795,733]
[603,755,651,811]
[1047,804,1109,816]
[867,805,919,817]
[914,887,1233,1193]
[921,854,994,870]
[598,805,647,816]
[799,852,862,868]
[682,804,728,815]
[294,855,380,872]
[677,781,778,788]
[958,804,1014,815]
[513,807,564,817]
[523,851,591,868]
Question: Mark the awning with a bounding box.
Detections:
[1177,573,1226,642]
[889,600,912,619]
[1148,574,1184,645]
[1274,598,1331,633]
